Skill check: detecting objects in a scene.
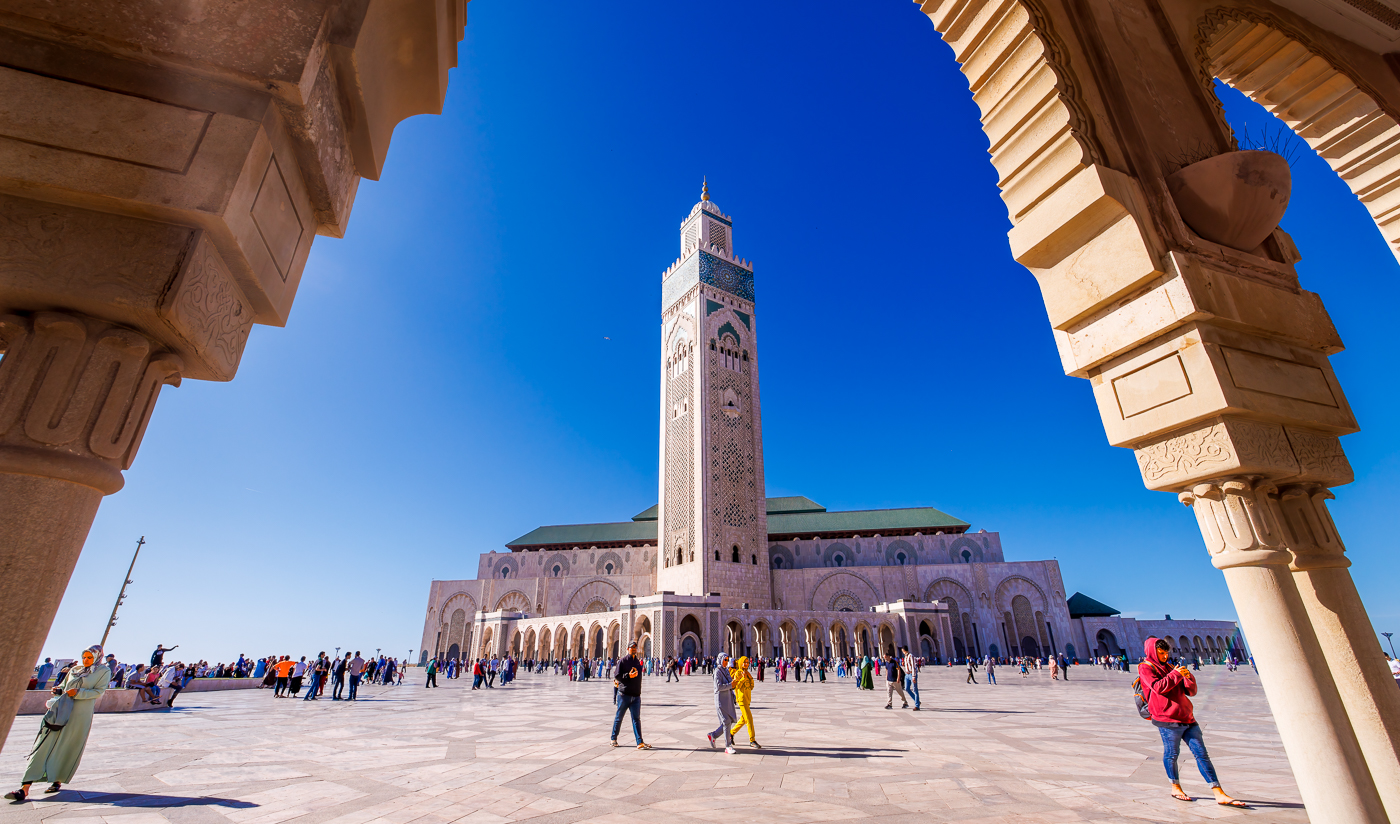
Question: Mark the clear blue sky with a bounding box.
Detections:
[40,1,1400,665]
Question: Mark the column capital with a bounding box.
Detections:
[1178,477,1293,570]
[1277,484,1349,572]
[0,311,180,493]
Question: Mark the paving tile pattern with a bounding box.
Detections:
[0,666,1307,824]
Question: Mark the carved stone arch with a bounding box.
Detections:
[918,0,1104,224]
[494,590,530,613]
[923,577,976,606]
[809,570,881,612]
[542,551,571,578]
[993,575,1049,615]
[948,536,982,563]
[821,542,855,567]
[1199,9,1400,262]
[885,539,916,565]
[439,592,478,624]
[567,578,624,614]
[768,543,796,570]
[595,550,624,575]
[492,555,519,579]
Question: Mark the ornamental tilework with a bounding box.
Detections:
[699,251,755,302]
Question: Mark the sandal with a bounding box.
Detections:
[636,742,652,750]
[609,741,619,748]
[1170,791,1192,802]
[4,789,25,802]
[1218,799,1248,808]
[43,784,60,794]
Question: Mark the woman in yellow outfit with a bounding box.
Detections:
[728,656,761,748]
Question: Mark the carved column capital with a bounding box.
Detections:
[0,311,181,494]
[1178,477,1293,570]
[1277,484,1350,571]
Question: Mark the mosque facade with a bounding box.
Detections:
[419,191,1246,666]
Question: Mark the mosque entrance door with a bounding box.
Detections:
[447,644,460,661]
[1021,637,1040,658]
[681,636,696,660]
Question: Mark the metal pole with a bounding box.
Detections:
[100,536,144,651]
[1385,632,1396,659]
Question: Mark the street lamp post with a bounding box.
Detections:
[335,647,340,659]
[408,649,414,667]
[100,537,145,651]
[1384,632,1396,659]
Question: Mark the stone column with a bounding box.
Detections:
[0,312,181,747]
[1180,479,1386,823]
[1277,482,1400,820]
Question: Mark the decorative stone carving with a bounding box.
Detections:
[0,311,181,492]
[161,232,254,382]
[1285,427,1354,486]
[1136,417,1297,490]
[1277,485,1349,572]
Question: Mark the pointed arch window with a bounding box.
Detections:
[731,546,740,563]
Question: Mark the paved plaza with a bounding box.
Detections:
[0,666,1306,824]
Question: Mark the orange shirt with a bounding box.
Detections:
[273,660,297,677]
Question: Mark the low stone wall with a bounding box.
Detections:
[19,678,264,714]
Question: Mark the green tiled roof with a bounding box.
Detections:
[1066,592,1120,618]
[510,496,966,549]
[766,506,967,537]
[632,505,659,522]
[506,521,657,549]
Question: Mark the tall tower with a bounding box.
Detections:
[656,184,770,609]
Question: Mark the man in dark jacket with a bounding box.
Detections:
[611,641,651,749]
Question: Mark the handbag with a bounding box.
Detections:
[43,693,74,729]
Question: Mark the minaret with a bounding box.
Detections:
[656,183,770,609]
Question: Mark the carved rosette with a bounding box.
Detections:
[0,312,182,494]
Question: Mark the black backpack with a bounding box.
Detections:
[1132,676,1152,720]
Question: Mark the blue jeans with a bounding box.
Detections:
[303,673,322,699]
[987,670,996,684]
[611,693,642,744]
[1158,723,1220,787]
[904,675,920,708]
[348,674,361,699]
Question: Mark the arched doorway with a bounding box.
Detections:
[1095,629,1120,657]
[1021,636,1040,658]
[681,636,697,660]
[447,643,460,661]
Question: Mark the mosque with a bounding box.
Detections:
[419,189,1245,666]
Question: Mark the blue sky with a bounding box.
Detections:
[39,1,1400,665]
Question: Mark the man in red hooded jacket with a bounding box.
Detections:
[1138,637,1246,808]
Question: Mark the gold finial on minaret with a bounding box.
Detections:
[701,177,709,201]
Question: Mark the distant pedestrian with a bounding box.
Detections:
[289,657,306,697]
[900,646,921,711]
[728,656,760,748]
[986,656,997,685]
[883,652,908,710]
[303,653,326,700]
[349,652,365,700]
[610,641,650,749]
[426,658,438,688]
[1138,637,1246,808]
[965,657,978,684]
[332,653,350,700]
[857,656,874,690]
[35,660,54,691]
[706,652,737,754]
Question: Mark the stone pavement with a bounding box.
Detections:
[0,665,1307,824]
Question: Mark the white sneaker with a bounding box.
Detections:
[725,746,736,754]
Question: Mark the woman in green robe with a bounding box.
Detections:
[5,645,110,801]
[857,655,874,690]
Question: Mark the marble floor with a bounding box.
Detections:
[0,664,1307,824]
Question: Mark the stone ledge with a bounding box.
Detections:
[18,677,264,714]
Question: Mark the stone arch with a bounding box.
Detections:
[446,608,467,659]
[777,620,798,657]
[491,555,519,579]
[595,550,624,575]
[554,624,568,659]
[820,542,854,567]
[566,579,624,614]
[993,575,1048,617]
[439,591,478,625]
[1199,11,1400,263]
[494,590,530,613]
[884,539,916,566]
[948,536,983,564]
[923,576,975,606]
[523,628,536,659]
[828,619,851,658]
[538,627,551,660]
[768,544,795,570]
[918,0,1104,226]
[543,551,571,578]
[479,626,494,658]
[1011,594,1039,656]
[809,571,880,612]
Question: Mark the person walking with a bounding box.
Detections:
[35,659,54,691]
[857,655,874,690]
[1050,655,1060,680]
[425,657,438,688]
[883,652,908,710]
[349,652,365,700]
[5,645,110,801]
[728,656,761,748]
[965,656,978,684]
[272,656,294,697]
[986,656,997,685]
[706,652,738,755]
[302,654,325,700]
[332,653,350,700]
[1138,638,1246,808]
[900,646,921,711]
[610,641,650,749]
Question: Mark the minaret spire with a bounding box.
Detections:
[701,177,709,201]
